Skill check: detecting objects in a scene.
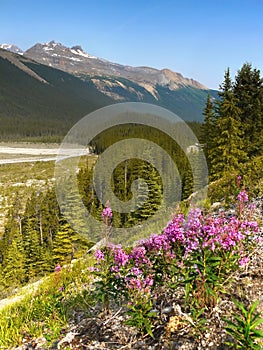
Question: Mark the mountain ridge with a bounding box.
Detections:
[0,44,217,140]
[24,40,208,91]
[1,40,208,91]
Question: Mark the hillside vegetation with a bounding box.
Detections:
[0,186,262,349]
[0,62,262,349]
[0,51,113,141]
[0,49,217,141]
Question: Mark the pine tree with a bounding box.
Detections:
[52,220,88,265]
[2,194,23,250]
[233,63,263,157]
[182,165,193,200]
[210,89,246,179]
[125,157,162,226]
[22,217,42,279]
[40,189,60,249]
[2,236,26,288]
[201,92,216,172]
[218,67,233,100]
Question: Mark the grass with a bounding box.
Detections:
[0,257,95,349]
[0,160,55,183]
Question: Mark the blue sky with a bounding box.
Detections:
[1,0,263,89]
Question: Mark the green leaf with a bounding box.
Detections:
[207,256,222,262]
[233,300,248,318]
[145,323,154,338]
[250,300,260,316]
[251,318,263,329]
[251,313,262,324]
[233,314,246,327]
[197,318,207,325]
[251,329,263,337]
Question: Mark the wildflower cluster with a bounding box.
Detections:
[90,192,260,336]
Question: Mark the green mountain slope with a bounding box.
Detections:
[0,51,114,140]
[82,74,218,122]
[0,49,217,140]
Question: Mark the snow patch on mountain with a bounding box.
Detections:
[0,44,24,55]
[23,40,208,93]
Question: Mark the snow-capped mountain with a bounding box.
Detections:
[0,44,24,55]
[0,45,217,134]
[24,41,207,93]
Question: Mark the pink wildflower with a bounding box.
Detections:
[239,256,249,267]
[102,207,112,218]
[237,190,248,203]
[237,175,242,187]
[54,264,61,273]
[94,249,105,261]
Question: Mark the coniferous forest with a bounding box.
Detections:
[0,63,262,302]
[0,55,262,350]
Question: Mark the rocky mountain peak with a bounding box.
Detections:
[71,45,84,52]
[47,40,63,47]
[0,43,24,55]
[23,40,208,91]
[161,68,207,89]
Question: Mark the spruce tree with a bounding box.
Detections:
[22,216,42,279]
[210,69,247,179]
[3,235,26,287]
[233,63,263,157]
[201,92,216,172]
[52,220,89,265]
[52,221,74,265]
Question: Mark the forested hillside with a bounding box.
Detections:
[0,50,114,141]
[0,60,262,349]
[201,63,263,180]
[0,49,218,141]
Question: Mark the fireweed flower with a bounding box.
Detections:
[145,274,154,287]
[94,249,105,261]
[126,274,154,293]
[54,264,61,273]
[127,277,142,289]
[143,233,170,251]
[107,243,129,267]
[186,208,203,228]
[113,247,129,267]
[164,214,185,243]
[110,265,120,273]
[237,175,242,187]
[102,206,113,218]
[130,246,151,266]
[237,190,248,203]
[91,198,259,299]
[131,267,143,276]
[239,256,249,267]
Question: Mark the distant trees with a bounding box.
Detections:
[202,63,263,180]
[0,189,91,294]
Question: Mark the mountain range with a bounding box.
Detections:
[0,41,218,140]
